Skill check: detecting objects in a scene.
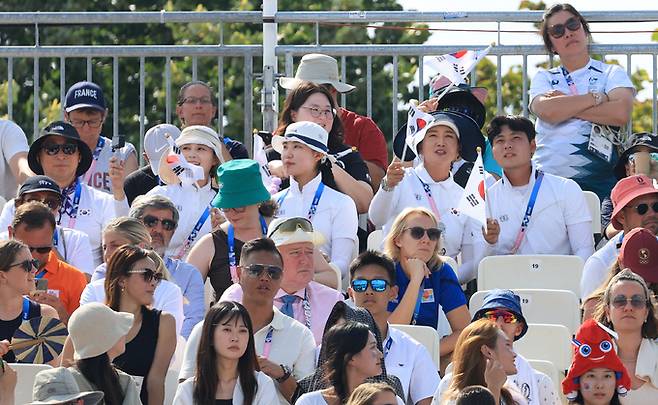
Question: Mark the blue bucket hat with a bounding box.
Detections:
[472,289,528,341]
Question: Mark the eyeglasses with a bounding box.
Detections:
[41,143,78,156]
[548,17,582,39]
[28,246,52,254]
[482,309,519,324]
[351,278,389,293]
[69,119,103,129]
[611,294,648,309]
[627,202,658,216]
[269,217,314,236]
[127,268,164,285]
[181,96,213,105]
[7,259,39,272]
[403,226,441,241]
[23,196,61,210]
[243,264,283,280]
[142,215,177,231]
[221,206,247,214]
[299,106,336,119]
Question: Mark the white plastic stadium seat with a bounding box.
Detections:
[328,262,342,292]
[367,229,383,251]
[11,363,53,404]
[583,191,601,238]
[514,323,572,373]
[391,324,441,369]
[527,359,561,392]
[469,289,581,334]
[477,255,584,297]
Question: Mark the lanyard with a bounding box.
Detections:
[276,182,325,221]
[227,216,268,283]
[510,172,544,254]
[173,205,211,260]
[262,326,275,358]
[414,172,441,221]
[82,137,105,185]
[21,297,30,320]
[35,269,47,279]
[52,227,59,247]
[559,66,579,96]
[412,284,424,325]
[383,336,393,359]
[58,181,82,229]
[302,289,311,329]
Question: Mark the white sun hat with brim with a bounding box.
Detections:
[267,216,325,247]
[144,124,181,175]
[409,115,461,157]
[271,121,329,156]
[68,302,134,361]
[175,125,224,161]
[278,53,356,94]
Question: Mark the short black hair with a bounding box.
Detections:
[455,385,496,405]
[486,115,536,145]
[349,250,396,285]
[12,201,56,231]
[239,237,283,267]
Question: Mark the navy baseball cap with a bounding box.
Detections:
[65,81,106,113]
[18,175,62,196]
[472,289,528,341]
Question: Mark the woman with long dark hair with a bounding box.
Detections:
[173,301,277,404]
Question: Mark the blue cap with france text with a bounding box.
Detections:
[64,81,106,113]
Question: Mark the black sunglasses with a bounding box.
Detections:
[611,294,648,309]
[24,196,61,210]
[128,268,164,285]
[243,264,283,280]
[628,202,658,216]
[403,226,441,241]
[41,143,78,156]
[28,246,52,254]
[351,278,389,293]
[548,17,582,39]
[142,215,177,231]
[7,259,39,272]
[269,217,314,236]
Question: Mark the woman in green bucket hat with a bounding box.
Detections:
[187,159,275,300]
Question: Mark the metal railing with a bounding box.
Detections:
[1,9,657,156]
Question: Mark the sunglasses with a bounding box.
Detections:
[7,259,39,272]
[221,206,247,214]
[127,268,164,285]
[627,152,658,163]
[24,197,61,210]
[482,309,519,324]
[142,215,177,231]
[611,294,648,309]
[29,246,52,254]
[269,217,314,236]
[548,16,582,39]
[351,278,389,293]
[243,264,283,280]
[627,202,658,216]
[41,143,78,156]
[403,226,441,241]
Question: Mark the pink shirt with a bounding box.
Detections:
[220,281,343,344]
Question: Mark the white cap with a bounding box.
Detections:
[175,125,224,161]
[409,117,460,156]
[271,121,329,155]
[144,124,181,174]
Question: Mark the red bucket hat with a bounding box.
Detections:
[610,175,658,229]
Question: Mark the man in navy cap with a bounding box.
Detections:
[63,81,138,197]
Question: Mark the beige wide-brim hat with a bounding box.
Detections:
[279,53,356,94]
[68,303,134,361]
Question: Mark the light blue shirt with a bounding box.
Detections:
[91,255,204,339]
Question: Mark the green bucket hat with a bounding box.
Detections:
[212,159,271,209]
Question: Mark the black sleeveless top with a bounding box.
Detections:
[209,228,244,301]
[0,298,41,363]
[215,400,233,405]
[113,306,161,404]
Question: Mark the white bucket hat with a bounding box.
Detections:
[409,116,461,156]
[279,54,356,94]
[268,217,325,247]
[68,303,134,360]
[144,124,181,174]
[271,121,329,155]
[175,125,224,159]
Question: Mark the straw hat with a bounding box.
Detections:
[279,54,356,94]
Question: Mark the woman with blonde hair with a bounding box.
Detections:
[346,382,398,405]
[384,207,469,359]
[437,319,524,405]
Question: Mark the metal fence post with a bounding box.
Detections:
[261,0,278,141]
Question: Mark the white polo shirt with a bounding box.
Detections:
[180,307,316,404]
[0,120,29,201]
[80,135,136,194]
[274,173,358,275]
[147,182,216,259]
[385,325,440,404]
[368,163,486,282]
[581,232,623,299]
[487,165,593,260]
[0,184,128,268]
[0,226,94,275]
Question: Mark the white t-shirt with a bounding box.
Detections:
[174,372,279,405]
[297,390,404,405]
[0,226,94,275]
[180,307,316,404]
[384,325,440,404]
[0,120,29,201]
[80,135,136,194]
[487,165,594,261]
[434,370,529,405]
[368,163,486,283]
[147,182,216,259]
[530,58,634,199]
[0,185,128,268]
[581,232,623,299]
[79,278,184,336]
[274,173,358,275]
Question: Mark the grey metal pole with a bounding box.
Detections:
[261,0,278,137]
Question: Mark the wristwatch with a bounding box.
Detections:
[275,364,292,383]
[380,177,394,192]
[590,90,603,106]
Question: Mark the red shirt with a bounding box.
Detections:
[340,107,388,170]
[40,251,87,315]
